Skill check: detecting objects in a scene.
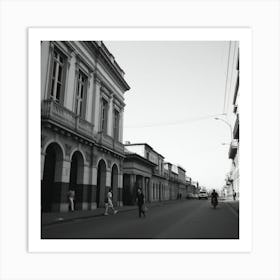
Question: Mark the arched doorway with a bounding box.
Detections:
[41,142,63,212]
[96,159,106,208]
[69,151,84,211]
[111,164,118,205]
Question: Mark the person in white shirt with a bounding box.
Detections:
[104,189,118,215]
[67,189,75,212]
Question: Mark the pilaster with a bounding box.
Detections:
[107,95,113,137]
[93,77,101,133]
[41,152,46,180]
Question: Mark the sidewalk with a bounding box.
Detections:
[42,205,137,226]
[221,199,239,214]
[42,199,185,226]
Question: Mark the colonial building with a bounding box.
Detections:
[123,143,189,204]
[228,44,240,199]
[41,41,130,212]
[163,163,180,200]
[122,147,156,205]
[123,143,167,203]
[178,165,187,198]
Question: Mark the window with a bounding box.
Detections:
[50,48,66,103]
[100,98,108,133]
[75,70,88,118]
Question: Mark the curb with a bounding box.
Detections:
[222,201,239,215]
[42,206,138,227]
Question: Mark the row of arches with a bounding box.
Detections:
[41,142,120,212]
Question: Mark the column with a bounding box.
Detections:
[92,77,101,133]
[107,96,113,137]
[119,109,124,142]
[81,164,91,210]
[41,152,45,180]
[53,159,71,212]
[105,169,111,198]
[129,174,136,205]
[64,52,76,111]
[89,166,97,210]
[41,41,50,100]
[142,176,145,197]
[117,172,123,207]
[85,72,94,123]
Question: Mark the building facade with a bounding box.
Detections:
[124,143,167,203]
[178,166,187,198]
[41,41,130,212]
[228,43,240,199]
[123,143,188,204]
[122,148,156,205]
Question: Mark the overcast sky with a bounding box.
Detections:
[105,41,234,190]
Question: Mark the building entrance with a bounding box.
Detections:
[97,159,106,208]
[69,151,84,210]
[41,143,63,212]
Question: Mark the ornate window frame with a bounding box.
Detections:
[46,42,72,105]
[73,53,94,119]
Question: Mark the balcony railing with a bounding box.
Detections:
[41,99,94,139]
[97,132,124,155]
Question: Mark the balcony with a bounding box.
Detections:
[97,132,124,155]
[41,99,94,139]
[228,139,238,160]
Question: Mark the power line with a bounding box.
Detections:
[222,41,232,115]
[124,113,226,129]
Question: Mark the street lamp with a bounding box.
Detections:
[215,117,236,198]
[214,117,233,142]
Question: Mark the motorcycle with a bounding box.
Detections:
[211,197,218,209]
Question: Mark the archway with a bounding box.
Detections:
[111,164,118,205]
[69,151,84,210]
[96,159,106,208]
[41,142,63,212]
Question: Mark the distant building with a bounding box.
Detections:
[123,143,188,203]
[122,147,156,205]
[124,143,167,203]
[178,166,187,198]
[41,41,130,212]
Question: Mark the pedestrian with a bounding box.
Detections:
[104,189,118,216]
[233,191,236,201]
[67,189,75,212]
[136,188,146,218]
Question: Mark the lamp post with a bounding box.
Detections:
[215,117,236,199]
[214,117,233,142]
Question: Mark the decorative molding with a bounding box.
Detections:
[65,144,72,156]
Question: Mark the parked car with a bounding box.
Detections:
[186,193,198,199]
[198,191,208,200]
[193,193,199,199]
[186,193,194,199]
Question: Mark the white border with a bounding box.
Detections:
[29,27,252,253]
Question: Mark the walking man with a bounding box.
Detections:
[136,188,146,218]
[67,189,75,212]
[104,189,118,216]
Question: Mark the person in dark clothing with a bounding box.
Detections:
[136,188,145,218]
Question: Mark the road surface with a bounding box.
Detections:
[41,199,239,239]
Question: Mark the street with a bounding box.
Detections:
[42,200,239,239]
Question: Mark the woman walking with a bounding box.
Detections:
[136,188,146,218]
